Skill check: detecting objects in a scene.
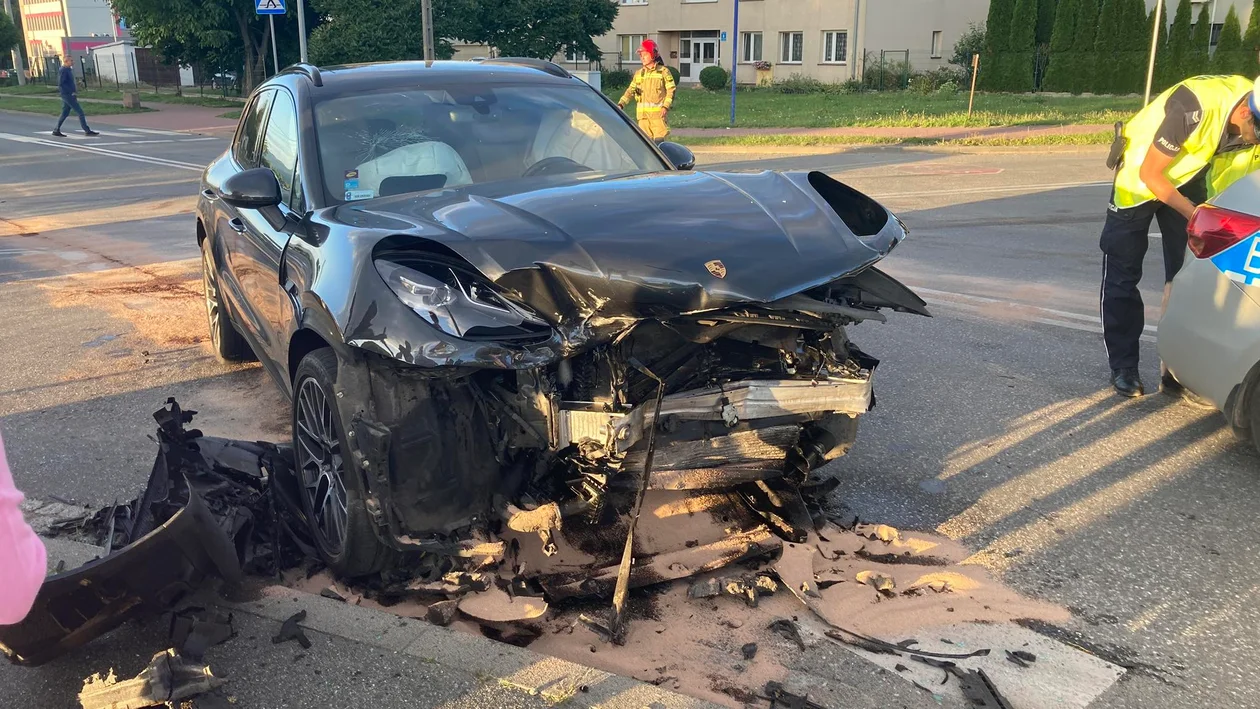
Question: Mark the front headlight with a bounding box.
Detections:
[374,258,552,341]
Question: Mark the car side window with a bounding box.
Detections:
[259,90,300,210]
[234,90,274,169]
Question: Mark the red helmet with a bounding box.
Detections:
[640,39,659,56]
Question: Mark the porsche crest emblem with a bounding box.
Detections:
[705,260,727,279]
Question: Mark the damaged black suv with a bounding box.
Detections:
[196,59,929,580]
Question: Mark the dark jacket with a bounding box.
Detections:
[58,66,76,97]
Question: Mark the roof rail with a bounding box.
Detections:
[480,57,572,79]
[282,62,323,87]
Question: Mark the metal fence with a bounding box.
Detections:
[24,49,242,98]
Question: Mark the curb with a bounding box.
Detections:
[217,585,726,709]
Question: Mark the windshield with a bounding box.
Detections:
[313,82,667,204]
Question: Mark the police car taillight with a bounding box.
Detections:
[1187,205,1260,259]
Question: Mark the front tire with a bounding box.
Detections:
[201,239,253,362]
[292,348,394,577]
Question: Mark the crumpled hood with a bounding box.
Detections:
[333,169,905,322]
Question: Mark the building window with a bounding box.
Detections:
[1210,22,1224,47]
[620,34,647,62]
[822,31,847,64]
[741,32,763,63]
[780,32,803,64]
[931,30,943,58]
[619,0,647,5]
[564,47,588,63]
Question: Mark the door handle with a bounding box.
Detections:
[201,189,219,201]
[228,217,247,233]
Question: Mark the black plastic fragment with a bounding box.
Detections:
[169,607,235,661]
[741,642,758,660]
[272,611,312,650]
[767,619,807,652]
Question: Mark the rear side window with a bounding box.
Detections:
[259,90,300,209]
[234,89,274,168]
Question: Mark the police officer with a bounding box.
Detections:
[617,39,676,143]
[1101,75,1260,398]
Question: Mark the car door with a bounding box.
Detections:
[233,87,303,369]
[211,88,274,353]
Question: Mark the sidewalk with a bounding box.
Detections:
[0,92,239,134]
[672,123,1111,140]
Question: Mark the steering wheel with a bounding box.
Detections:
[523,156,590,178]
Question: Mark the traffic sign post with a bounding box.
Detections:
[256,0,285,75]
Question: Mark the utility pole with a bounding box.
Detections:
[3,0,27,85]
[421,0,435,62]
[269,15,279,75]
[296,0,308,62]
[1144,0,1163,105]
[729,0,738,125]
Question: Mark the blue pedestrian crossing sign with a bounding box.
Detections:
[256,0,285,15]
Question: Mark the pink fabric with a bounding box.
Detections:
[0,431,46,625]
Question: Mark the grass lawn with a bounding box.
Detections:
[676,130,1113,148]
[0,95,153,116]
[2,83,243,108]
[608,87,1140,129]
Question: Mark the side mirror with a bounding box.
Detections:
[658,141,696,171]
[221,167,282,209]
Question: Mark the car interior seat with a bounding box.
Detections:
[529,109,639,175]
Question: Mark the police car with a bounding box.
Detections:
[1159,170,1260,453]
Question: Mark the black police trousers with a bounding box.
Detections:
[1099,174,1205,371]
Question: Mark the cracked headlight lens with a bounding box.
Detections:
[374,258,551,341]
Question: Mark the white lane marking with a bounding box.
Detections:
[128,139,176,144]
[875,180,1111,200]
[923,296,1158,343]
[0,132,203,171]
[1148,232,1162,239]
[117,127,190,136]
[181,137,221,142]
[910,285,1159,333]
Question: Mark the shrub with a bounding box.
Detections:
[602,69,632,91]
[667,65,681,84]
[937,79,961,95]
[907,67,964,93]
[837,78,863,94]
[773,72,827,93]
[699,65,729,90]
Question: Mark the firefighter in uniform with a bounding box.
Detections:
[618,39,676,143]
[1101,75,1260,399]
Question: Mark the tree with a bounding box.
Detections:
[1152,1,1174,92]
[1043,0,1077,91]
[1213,6,1247,75]
[1118,0,1149,94]
[447,0,618,62]
[1188,2,1211,76]
[0,9,19,60]
[1008,0,1039,91]
[950,22,986,84]
[1036,0,1059,45]
[1071,0,1100,92]
[1093,0,1123,93]
[110,0,304,93]
[1245,0,1260,75]
[1167,0,1194,84]
[981,0,1015,90]
[309,0,458,64]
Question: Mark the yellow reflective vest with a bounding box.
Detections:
[1113,75,1255,209]
[1207,144,1260,199]
[618,64,676,120]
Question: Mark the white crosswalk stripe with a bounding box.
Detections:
[34,129,219,144]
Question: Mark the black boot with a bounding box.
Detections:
[1160,371,1216,409]
[51,130,66,137]
[1111,368,1144,397]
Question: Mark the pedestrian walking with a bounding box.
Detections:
[52,55,98,138]
[617,39,675,144]
[0,429,47,625]
[1100,75,1260,400]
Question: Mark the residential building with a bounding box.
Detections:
[566,0,990,85]
[17,0,125,77]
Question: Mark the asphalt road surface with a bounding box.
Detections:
[1,107,1257,708]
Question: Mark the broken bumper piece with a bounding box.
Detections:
[0,482,240,667]
[0,399,309,667]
